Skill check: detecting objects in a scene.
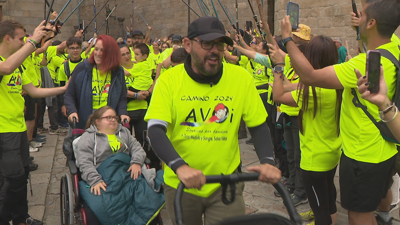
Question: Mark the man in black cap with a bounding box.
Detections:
[145,17,281,224]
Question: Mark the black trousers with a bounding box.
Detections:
[36,97,58,130]
[0,132,30,225]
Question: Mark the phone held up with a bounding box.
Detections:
[287,2,300,30]
[366,50,381,94]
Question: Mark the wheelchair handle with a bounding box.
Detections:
[174,173,302,225]
[72,117,77,129]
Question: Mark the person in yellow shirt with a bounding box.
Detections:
[155,34,183,80]
[279,0,399,223]
[57,37,84,122]
[271,35,342,225]
[0,20,69,225]
[145,17,281,225]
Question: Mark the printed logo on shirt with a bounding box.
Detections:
[7,75,21,86]
[180,103,231,127]
[256,69,262,75]
[103,84,110,93]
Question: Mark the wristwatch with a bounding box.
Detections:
[281,37,294,47]
[272,66,284,73]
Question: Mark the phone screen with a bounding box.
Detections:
[287,2,300,30]
[367,51,381,94]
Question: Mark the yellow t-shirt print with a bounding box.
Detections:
[107,134,122,153]
[92,69,111,110]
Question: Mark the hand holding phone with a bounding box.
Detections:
[366,50,381,94]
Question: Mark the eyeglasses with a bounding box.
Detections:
[101,116,119,122]
[68,47,81,51]
[251,41,257,45]
[121,52,131,57]
[191,39,227,51]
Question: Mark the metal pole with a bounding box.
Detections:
[236,0,239,33]
[188,0,190,27]
[196,0,205,17]
[181,0,201,17]
[132,1,134,31]
[94,0,97,33]
[77,0,81,29]
[60,0,85,25]
[54,0,73,22]
[210,0,218,19]
[44,0,46,20]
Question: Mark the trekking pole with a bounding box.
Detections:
[226,6,236,25]
[236,0,239,34]
[200,0,210,16]
[53,0,73,23]
[97,4,117,33]
[210,0,219,19]
[217,0,236,30]
[135,8,149,26]
[83,0,111,32]
[29,174,33,196]
[196,0,206,17]
[181,0,201,18]
[45,0,55,25]
[59,0,85,26]
[248,0,264,41]
[45,0,54,13]
[351,0,361,40]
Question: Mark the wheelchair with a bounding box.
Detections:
[59,132,164,225]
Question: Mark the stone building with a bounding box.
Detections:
[0,0,398,56]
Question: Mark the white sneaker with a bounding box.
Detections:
[30,141,43,148]
[29,145,39,153]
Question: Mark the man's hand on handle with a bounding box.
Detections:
[176,165,206,190]
[247,164,282,184]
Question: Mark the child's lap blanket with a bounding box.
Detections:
[79,153,165,225]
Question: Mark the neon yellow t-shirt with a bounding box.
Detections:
[47,46,68,82]
[92,68,111,110]
[333,41,399,163]
[130,47,136,62]
[144,62,268,197]
[81,48,94,59]
[124,61,153,91]
[107,134,122,153]
[284,54,292,75]
[58,59,84,83]
[250,60,269,94]
[22,54,39,87]
[292,87,342,171]
[280,68,300,116]
[239,55,249,69]
[124,65,148,111]
[34,54,44,87]
[157,48,173,75]
[391,34,400,45]
[0,56,32,132]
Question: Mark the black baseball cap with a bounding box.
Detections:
[171,34,182,42]
[131,30,144,37]
[187,17,233,46]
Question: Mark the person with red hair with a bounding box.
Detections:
[65,35,130,130]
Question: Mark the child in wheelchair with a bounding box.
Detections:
[71,106,164,225]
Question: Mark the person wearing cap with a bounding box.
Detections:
[145,17,281,225]
[333,37,348,64]
[154,34,183,81]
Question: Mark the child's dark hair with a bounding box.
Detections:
[66,36,82,47]
[171,48,188,64]
[134,43,149,57]
[85,106,116,129]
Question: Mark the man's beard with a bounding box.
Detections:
[191,47,222,76]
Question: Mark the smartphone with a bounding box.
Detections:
[366,50,381,94]
[287,2,300,30]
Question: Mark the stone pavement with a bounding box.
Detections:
[27,124,400,225]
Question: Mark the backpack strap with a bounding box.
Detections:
[64,61,71,78]
[376,48,400,104]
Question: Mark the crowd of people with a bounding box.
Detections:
[0,0,399,224]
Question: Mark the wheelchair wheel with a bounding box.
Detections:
[60,173,75,225]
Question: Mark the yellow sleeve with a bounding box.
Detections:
[242,78,268,127]
[333,54,365,88]
[144,73,173,123]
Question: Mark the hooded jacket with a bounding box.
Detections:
[75,124,146,186]
[64,59,128,129]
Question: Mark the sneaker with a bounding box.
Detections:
[25,217,43,225]
[37,127,48,134]
[29,162,38,171]
[300,209,315,221]
[49,128,67,135]
[246,138,253,145]
[375,214,393,225]
[306,220,315,225]
[390,203,399,212]
[274,185,294,197]
[290,193,308,206]
[60,126,69,132]
[30,141,43,148]
[36,134,46,139]
[33,137,46,144]
[29,146,39,153]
